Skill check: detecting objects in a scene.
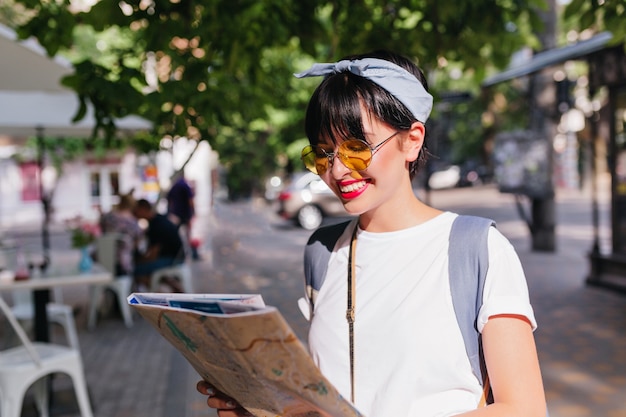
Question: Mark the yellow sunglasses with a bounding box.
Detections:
[301,131,399,175]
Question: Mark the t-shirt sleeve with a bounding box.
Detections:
[476,227,537,333]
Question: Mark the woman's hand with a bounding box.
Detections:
[196,380,253,417]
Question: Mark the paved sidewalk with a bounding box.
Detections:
[4,180,626,417]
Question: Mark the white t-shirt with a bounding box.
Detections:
[307,212,536,417]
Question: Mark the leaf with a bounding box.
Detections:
[73,95,89,123]
[563,0,589,20]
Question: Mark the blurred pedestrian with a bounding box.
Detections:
[132,198,185,292]
[166,172,195,247]
[99,191,143,276]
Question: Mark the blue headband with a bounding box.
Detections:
[294,57,433,123]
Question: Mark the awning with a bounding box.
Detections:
[0,23,151,139]
[482,32,614,87]
[0,90,152,138]
[0,23,72,93]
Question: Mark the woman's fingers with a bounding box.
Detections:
[196,381,252,416]
[196,380,215,395]
[216,409,254,417]
[207,395,238,410]
[208,397,253,417]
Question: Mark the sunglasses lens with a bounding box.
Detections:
[339,140,372,171]
[301,145,328,175]
[302,140,375,174]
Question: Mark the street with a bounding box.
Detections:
[6,181,626,417]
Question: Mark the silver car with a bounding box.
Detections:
[277,172,347,230]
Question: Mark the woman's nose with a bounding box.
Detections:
[330,151,352,177]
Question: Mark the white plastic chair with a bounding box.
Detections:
[11,287,80,351]
[149,226,193,293]
[0,295,94,417]
[149,262,193,293]
[87,233,133,329]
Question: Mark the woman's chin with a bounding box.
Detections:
[341,201,367,217]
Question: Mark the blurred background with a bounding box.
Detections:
[0,1,625,416]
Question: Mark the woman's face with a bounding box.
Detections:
[318,108,420,218]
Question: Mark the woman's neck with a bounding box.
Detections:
[358,195,442,233]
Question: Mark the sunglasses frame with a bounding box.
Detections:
[302,131,399,175]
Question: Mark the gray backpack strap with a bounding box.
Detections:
[303,221,351,309]
[448,215,495,387]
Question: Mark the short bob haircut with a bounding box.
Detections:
[303,50,430,179]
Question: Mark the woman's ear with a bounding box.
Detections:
[404,121,425,162]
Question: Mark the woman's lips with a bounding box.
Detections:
[338,179,368,199]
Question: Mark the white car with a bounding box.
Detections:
[428,165,461,189]
[277,172,347,230]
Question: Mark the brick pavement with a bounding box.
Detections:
[4,180,626,417]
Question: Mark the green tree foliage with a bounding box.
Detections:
[311,0,543,78]
[0,0,33,26]
[563,0,626,45]
[9,0,546,197]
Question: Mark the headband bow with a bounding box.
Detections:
[294,58,433,123]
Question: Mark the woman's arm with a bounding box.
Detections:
[457,315,547,417]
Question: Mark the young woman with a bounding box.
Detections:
[197,50,547,417]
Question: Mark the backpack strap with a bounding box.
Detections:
[303,220,352,311]
[450,216,548,413]
[448,215,495,390]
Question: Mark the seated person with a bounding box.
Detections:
[99,192,143,276]
[132,199,185,292]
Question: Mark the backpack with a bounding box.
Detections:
[303,215,494,400]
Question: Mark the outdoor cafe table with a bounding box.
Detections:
[0,264,112,342]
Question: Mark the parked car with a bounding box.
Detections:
[457,161,493,187]
[263,175,284,201]
[426,160,493,190]
[277,172,346,230]
[427,164,461,189]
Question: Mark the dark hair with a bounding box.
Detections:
[134,199,152,211]
[304,50,430,178]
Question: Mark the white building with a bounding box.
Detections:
[0,23,217,241]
